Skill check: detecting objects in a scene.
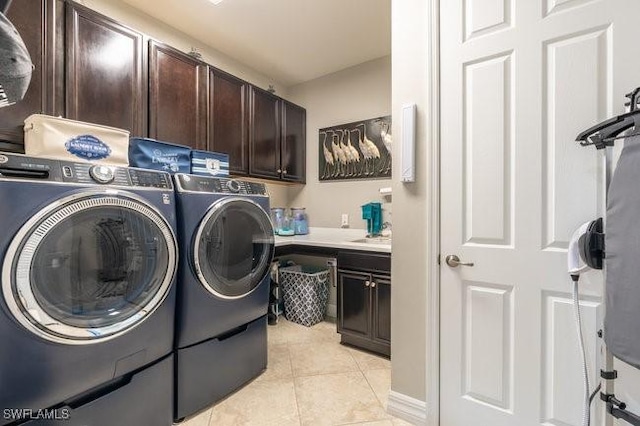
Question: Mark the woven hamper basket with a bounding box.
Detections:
[279,265,330,327]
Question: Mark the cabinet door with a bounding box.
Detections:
[66,3,146,136]
[249,86,280,179]
[337,271,371,338]
[149,40,207,150]
[209,69,248,175]
[0,0,62,149]
[371,275,391,346]
[281,101,306,183]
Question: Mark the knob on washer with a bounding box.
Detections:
[89,165,115,184]
[226,179,241,193]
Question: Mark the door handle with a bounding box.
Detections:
[371,281,376,288]
[365,280,370,287]
[445,255,474,268]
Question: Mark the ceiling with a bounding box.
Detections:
[120,0,391,87]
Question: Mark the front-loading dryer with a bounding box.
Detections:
[0,154,178,425]
[173,174,274,420]
[173,173,274,348]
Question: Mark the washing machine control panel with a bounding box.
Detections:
[176,174,267,195]
[58,163,172,189]
[0,154,172,189]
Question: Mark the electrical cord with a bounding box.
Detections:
[572,275,592,426]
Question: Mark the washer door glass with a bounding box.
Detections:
[3,192,177,344]
[194,198,274,298]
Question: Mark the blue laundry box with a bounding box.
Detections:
[191,150,229,176]
[129,137,191,173]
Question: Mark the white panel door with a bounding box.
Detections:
[440,0,640,425]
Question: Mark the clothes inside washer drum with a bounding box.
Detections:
[605,133,640,370]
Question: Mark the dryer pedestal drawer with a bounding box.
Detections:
[20,354,173,426]
[175,315,268,421]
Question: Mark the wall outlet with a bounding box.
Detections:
[341,213,349,228]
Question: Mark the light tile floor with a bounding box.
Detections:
[180,318,412,426]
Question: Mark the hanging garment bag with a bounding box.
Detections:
[605,133,640,370]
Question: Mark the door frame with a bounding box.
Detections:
[425,0,441,425]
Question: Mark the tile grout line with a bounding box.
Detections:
[205,406,214,426]
[362,369,390,418]
[288,340,305,426]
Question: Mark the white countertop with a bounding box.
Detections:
[274,227,391,253]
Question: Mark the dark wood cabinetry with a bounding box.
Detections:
[337,251,391,357]
[1,1,305,183]
[281,100,306,183]
[249,87,306,183]
[338,271,372,339]
[249,86,280,179]
[0,0,62,150]
[149,40,208,150]
[209,69,248,175]
[65,3,146,136]
[371,276,391,345]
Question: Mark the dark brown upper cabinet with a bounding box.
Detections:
[249,86,306,183]
[149,40,208,150]
[0,0,63,150]
[209,69,248,175]
[66,3,146,136]
[249,86,281,179]
[281,100,306,183]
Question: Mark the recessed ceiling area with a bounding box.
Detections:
[120,0,391,87]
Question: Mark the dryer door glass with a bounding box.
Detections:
[3,192,177,344]
[195,198,275,298]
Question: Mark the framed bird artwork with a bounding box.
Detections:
[318,116,391,181]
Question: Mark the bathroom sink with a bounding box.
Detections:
[350,237,392,244]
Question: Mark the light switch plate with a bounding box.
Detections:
[341,213,349,227]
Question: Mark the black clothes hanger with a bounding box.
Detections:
[576,88,640,149]
[0,0,12,15]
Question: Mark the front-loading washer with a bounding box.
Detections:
[173,174,274,420]
[0,154,178,426]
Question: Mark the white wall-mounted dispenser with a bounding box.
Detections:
[401,103,416,183]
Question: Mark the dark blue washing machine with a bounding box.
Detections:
[173,174,274,420]
[0,154,177,426]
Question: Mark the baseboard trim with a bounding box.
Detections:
[387,390,427,425]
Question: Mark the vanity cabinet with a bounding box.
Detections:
[337,251,391,357]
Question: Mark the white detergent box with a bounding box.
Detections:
[23,114,129,166]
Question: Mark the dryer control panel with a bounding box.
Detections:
[0,153,173,190]
[175,174,267,196]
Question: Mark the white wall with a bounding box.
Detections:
[389,0,430,407]
[287,57,391,230]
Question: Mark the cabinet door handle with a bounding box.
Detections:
[365,280,370,287]
[277,169,282,173]
[371,282,376,288]
[283,169,288,175]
